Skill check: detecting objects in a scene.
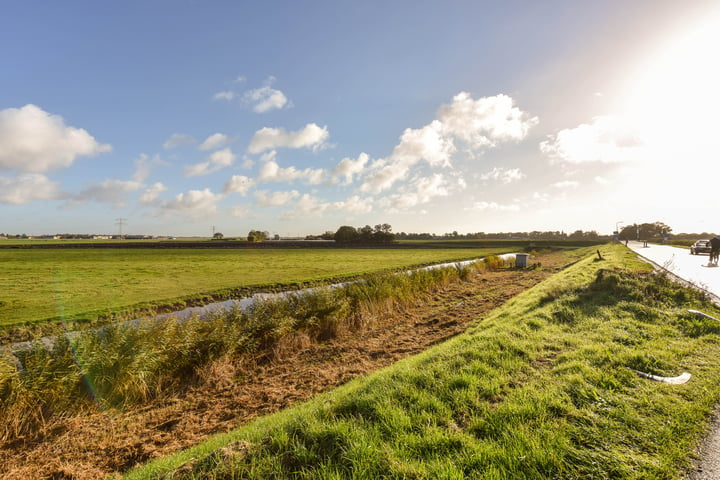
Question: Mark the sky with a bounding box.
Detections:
[2,1,720,237]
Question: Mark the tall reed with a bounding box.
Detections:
[0,261,487,443]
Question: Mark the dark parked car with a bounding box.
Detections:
[690,239,712,255]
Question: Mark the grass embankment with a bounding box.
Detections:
[0,247,512,332]
[127,244,720,479]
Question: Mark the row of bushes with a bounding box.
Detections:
[0,256,514,443]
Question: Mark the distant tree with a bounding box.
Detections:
[247,230,267,242]
[372,223,395,243]
[334,225,358,243]
[358,225,374,242]
[212,232,224,240]
[619,222,672,241]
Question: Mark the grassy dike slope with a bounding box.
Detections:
[125,245,720,479]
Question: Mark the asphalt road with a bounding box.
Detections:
[627,240,720,299]
[626,241,720,479]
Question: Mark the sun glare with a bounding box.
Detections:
[622,11,720,154]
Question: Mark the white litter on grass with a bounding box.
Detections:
[633,370,691,384]
[688,309,720,322]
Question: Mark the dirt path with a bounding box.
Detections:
[0,250,577,479]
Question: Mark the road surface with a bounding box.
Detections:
[625,241,720,479]
[626,240,720,301]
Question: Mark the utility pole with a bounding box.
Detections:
[115,218,127,239]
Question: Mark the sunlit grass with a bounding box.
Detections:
[125,244,720,479]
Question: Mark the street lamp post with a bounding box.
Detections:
[615,221,623,242]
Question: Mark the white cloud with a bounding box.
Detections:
[185,147,235,176]
[243,85,289,113]
[465,201,520,212]
[360,93,537,194]
[140,182,167,204]
[0,174,65,204]
[213,91,236,101]
[552,180,580,189]
[394,120,455,168]
[161,188,221,218]
[594,176,609,184]
[248,123,329,154]
[438,92,538,147]
[254,189,300,207]
[333,153,369,185]
[280,193,327,219]
[540,116,642,164]
[163,133,196,149]
[330,195,373,214]
[0,104,111,173]
[258,157,326,185]
[229,205,252,217]
[383,174,449,210]
[479,167,525,184]
[224,175,255,195]
[132,154,154,183]
[199,133,230,151]
[75,179,144,205]
[360,159,409,194]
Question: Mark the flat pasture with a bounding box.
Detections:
[0,246,513,330]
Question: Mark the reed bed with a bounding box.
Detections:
[0,258,504,444]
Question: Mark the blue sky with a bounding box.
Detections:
[2,1,719,237]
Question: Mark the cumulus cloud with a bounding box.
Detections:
[360,121,455,193]
[185,148,235,176]
[254,189,300,207]
[161,188,221,218]
[333,153,369,185]
[280,193,327,219]
[331,195,373,214]
[394,120,455,168]
[540,116,642,164]
[243,85,289,113]
[248,123,329,154]
[0,104,111,173]
[360,92,537,194]
[131,153,168,185]
[74,179,144,205]
[438,92,538,147]
[140,182,167,204]
[0,174,65,204]
[258,156,326,185]
[479,167,525,184]
[382,174,449,210]
[224,175,255,195]
[163,133,196,149]
[199,133,230,151]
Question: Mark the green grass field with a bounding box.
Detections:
[125,244,720,479]
[0,247,513,330]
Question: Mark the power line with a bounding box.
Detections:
[115,218,127,238]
